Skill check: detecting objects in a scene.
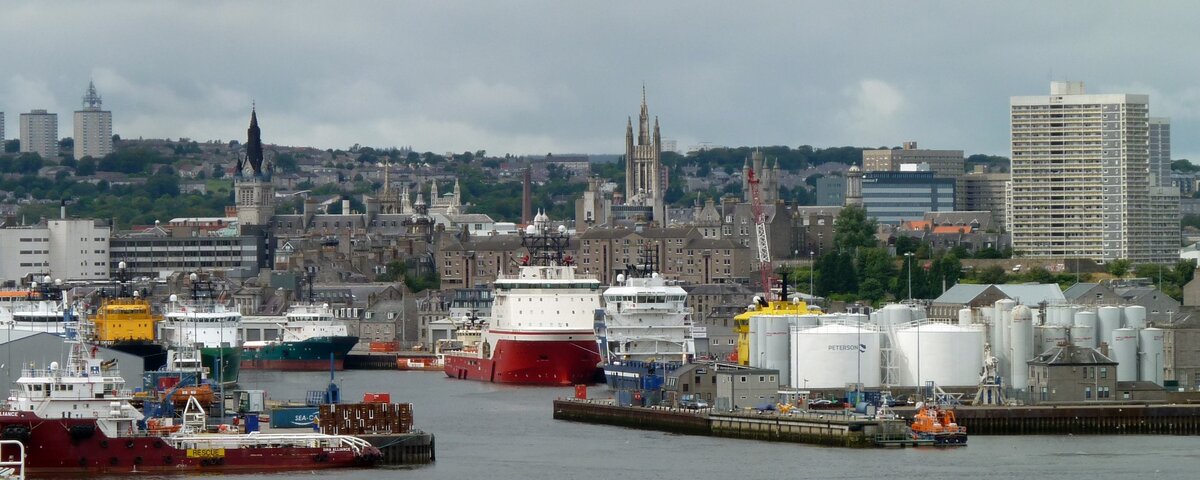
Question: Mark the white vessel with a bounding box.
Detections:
[600,265,693,390]
[0,278,73,336]
[160,273,242,386]
[240,302,359,371]
[442,212,604,385]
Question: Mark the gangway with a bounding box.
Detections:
[0,439,25,480]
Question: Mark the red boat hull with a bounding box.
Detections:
[443,337,601,385]
[241,358,346,371]
[0,413,378,476]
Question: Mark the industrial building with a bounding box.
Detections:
[860,170,955,225]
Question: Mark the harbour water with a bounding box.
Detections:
[115,369,1198,479]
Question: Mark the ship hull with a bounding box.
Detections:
[602,361,684,391]
[443,335,602,386]
[0,414,378,476]
[200,346,241,387]
[103,341,168,372]
[241,336,358,371]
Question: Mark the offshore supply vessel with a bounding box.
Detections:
[442,212,603,385]
[241,302,359,371]
[0,324,380,475]
[159,273,242,387]
[89,261,168,372]
[600,245,694,391]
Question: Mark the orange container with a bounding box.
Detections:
[363,393,391,404]
[369,341,399,352]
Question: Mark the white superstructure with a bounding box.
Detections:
[161,293,242,348]
[242,303,348,345]
[601,272,693,363]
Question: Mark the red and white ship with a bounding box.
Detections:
[443,212,603,385]
[0,322,380,476]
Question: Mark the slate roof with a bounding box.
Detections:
[932,283,1065,307]
[1028,344,1116,366]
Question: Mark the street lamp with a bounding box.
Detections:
[809,251,815,298]
[904,252,915,303]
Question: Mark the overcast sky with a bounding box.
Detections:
[3,1,1198,160]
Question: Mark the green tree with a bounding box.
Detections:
[833,205,877,252]
[975,265,1007,285]
[1106,259,1132,278]
[3,140,18,153]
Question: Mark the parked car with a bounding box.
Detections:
[679,395,709,410]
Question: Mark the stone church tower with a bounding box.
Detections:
[235,107,275,229]
[625,87,665,224]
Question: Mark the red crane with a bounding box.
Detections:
[747,167,772,300]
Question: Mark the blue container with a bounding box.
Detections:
[244,414,260,433]
[269,407,320,428]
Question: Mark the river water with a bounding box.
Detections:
[122,369,1199,479]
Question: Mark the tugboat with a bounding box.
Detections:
[442,211,603,385]
[0,322,381,475]
[909,402,968,445]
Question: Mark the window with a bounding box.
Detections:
[1099,367,1108,379]
[1084,387,1092,400]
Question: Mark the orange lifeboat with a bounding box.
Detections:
[170,384,216,407]
[910,403,967,445]
[146,418,182,434]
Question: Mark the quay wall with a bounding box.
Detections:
[943,405,1200,435]
[360,432,436,465]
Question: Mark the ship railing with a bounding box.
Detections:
[165,432,375,454]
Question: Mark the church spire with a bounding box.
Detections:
[638,85,650,145]
[244,105,264,177]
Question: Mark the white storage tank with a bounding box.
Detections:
[993,299,1016,379]
[793,314,820,330]
[1098,306,1123,332]
[1097,306,1122,348]
[875,303,912,328]
[1111,328,1139,382]
[1138,328,1165,386]
[748,315,762,367]
[1074,310,1097,329]
[1037,325,1069,353]
[1009,305,1034,390]
[846,313,869,326]
[894,323,984,387]
[761,316,791,384]
[958,308,973,326]
[1125,306,1148,330]
[1071,325,1096,349]
[790,324,881,389]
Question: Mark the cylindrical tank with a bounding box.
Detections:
[762,316,790,384]
[1125,306,1148,330]
[1038,325,1069,353]
[875,304,912,328]
[1111,328,1139,382]
[1071,325,1096,349]
[793,314,820,330]
[1139,328,1165,386]
[1009,305,1034,390]
[1098,306,1123,330]
[790,324,881,389]
[1097,306,1123,347]
[993,299,1016,380]
[846,313,869,326]
[1074,310,1097,329]
[958,308,973,326]
[748,316,762,367]
[894,323,984,387]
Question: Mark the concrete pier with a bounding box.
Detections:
[553,399,912,448]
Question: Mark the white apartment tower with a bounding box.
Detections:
[1149,117,1171,188]
[74,81,113,159]
[1010,81,1178,264]
[19,109,58,159]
